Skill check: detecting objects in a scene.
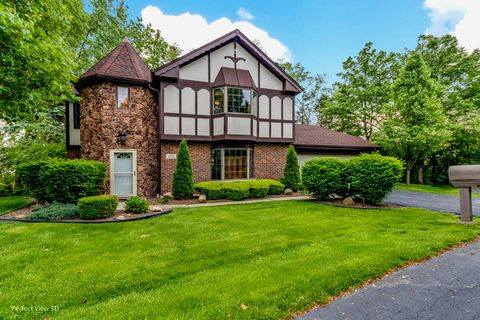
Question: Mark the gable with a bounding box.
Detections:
[155,29,302,93]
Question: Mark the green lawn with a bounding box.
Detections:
[0,196,30,215]
[1,200,479,320]
[394,183,480,197]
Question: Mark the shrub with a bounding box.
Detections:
[125,196,149,214]
[78,195,118,220]
[301,158,346,200]
[17,159,106,203]
[257,179,285,195]
[281,145,300,191]
[194,179,283,200]
[346,153,403,204]
[27,202,79,220]
[245,180,270,198]
[172,140,194,199]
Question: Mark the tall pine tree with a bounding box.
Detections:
[282,145,300,191]
[172,140,194,199]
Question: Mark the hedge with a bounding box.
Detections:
[194,179,285,201]
[78,195,118,220]
[346,153,403,204]
[17,159,106,204]
[301,154,404,204]
[301,158,346,200]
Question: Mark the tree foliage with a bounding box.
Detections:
[281,145,300,191]
[319,42,399,140]
[279,62,327,124]
[375,52,450,184]
[172,140,194,199]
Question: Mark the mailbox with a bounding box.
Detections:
[448,165,480,223]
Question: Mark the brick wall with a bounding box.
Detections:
[79,82,159,196]
[253,143,289,180]
[160,141,211,194]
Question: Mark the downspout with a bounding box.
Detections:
[149,84,161,197]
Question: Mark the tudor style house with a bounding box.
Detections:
[67,29,376,197]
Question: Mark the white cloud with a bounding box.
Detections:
[424,0,480,52]
[141,5,292,62]
[237,7,254,21]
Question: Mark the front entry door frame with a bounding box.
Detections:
[110,149,137,197]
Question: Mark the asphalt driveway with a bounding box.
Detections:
[385,190,480,216]
[298,240,480,320]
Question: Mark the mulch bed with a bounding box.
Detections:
[147,192,306,206]
[313,198,401,209]
[0,203,171,223]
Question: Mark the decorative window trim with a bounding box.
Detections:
[116,86,130,109]
[213,86,256,115]
[211,147,253,180]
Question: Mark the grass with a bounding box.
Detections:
[394,183,480,197]
[0,196,30,215]
[1,200,479,319]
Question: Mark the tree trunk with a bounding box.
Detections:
[418,162,424,185]
[406,159,411,185]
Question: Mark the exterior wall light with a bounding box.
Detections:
[119,129,127,145]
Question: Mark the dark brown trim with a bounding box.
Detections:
[178,87,182,134]
[208,53,211,83]
[268,97,271,138]
[153,29,303,92]
[194,90,198,135]
[65,101,71,149]
[164,112,211,119]
[280,98,283,138]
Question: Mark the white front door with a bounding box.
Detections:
[110,150,137,197]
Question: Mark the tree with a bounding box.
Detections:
[279,62,327,124]
[319,42,399,140]
[415,35,480,183]
[172,140,194,199]
[282,145,300,191]
[0,0,85,122]
[375,52,449,184]
[76,0,179,72]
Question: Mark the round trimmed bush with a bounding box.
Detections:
[346,153,403,204]
[78,195,118,220]
[301,158,346,200]
[125,196,149,214]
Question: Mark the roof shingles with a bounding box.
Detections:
[79,38,151,85]
[294,124,377,149]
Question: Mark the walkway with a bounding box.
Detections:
[298,240,480,320]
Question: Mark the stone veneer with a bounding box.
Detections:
[160,142,211,194]
[79,82,158,196]
[253,143,289,180]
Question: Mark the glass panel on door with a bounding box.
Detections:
[113,152,134,195]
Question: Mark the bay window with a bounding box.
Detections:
[211,148,253,180]
[213,87,255,114]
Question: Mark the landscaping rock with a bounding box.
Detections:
[114,215,126,221]
[342,197,355,206]
[198,195,207,203]
[15,214,27,219]
[284,188,293,195]
[163,192,173,199]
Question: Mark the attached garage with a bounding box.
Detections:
[293,124,377,166]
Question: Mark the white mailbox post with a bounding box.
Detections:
[448,165,480,223]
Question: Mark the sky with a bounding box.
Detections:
[123,0,480,83]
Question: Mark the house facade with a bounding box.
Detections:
[68,30,376,197]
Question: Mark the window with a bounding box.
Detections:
[211,148,253,180]
[213,87,254,114]
[73,102,80,129]
[116,86,129,109]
